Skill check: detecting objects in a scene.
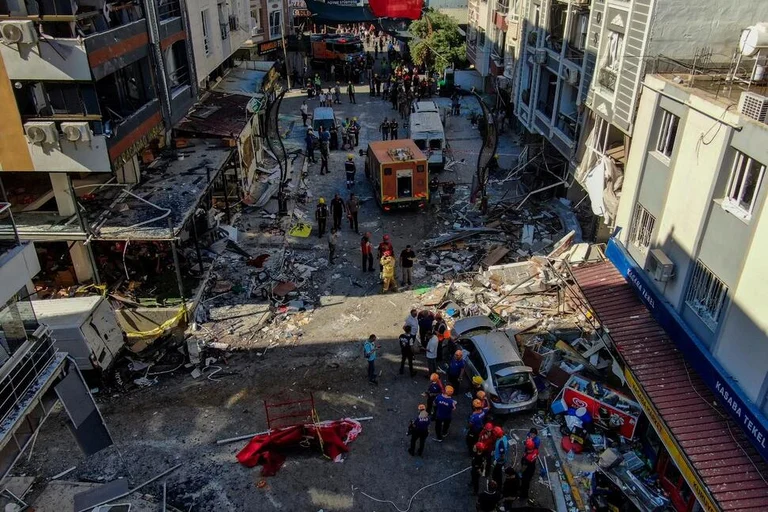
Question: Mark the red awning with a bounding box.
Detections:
[368,0,423,20]
[571,261,768,511]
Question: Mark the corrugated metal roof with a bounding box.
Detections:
[571,260,768,511]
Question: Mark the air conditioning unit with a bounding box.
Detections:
[24,121,58,145]
[647,248,674,282]
[0,20,38,45]
[534,49,547,64]
[565,67,580,85]
[61,122,92,142]
[738,91,768,123]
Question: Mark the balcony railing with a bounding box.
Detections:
[565,44,584,65]
[598,67,617,91]
[495,0,509,15]
[168,65,189,93]
[0,336,56,429]
[158,0,181,21]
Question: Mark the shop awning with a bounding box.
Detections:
[570,258,768,511]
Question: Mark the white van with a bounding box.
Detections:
[408,111,446,172]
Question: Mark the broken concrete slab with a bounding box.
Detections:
[73,479,129,512]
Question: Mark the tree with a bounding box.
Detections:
[409,9,467,72]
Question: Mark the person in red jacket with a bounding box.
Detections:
[361,232,373,272]
[520,437,539,503]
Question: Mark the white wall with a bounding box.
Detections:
[27,135,112,173]
[0,242,40,306]
[651,0,768,63]
[188,0,252,86]
[0,40,91,81]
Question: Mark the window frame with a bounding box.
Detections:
[628,203,656,253]
[724,150,766,219]
[201,9,211,56]
[655,109,679,159]
[684,259,728,331]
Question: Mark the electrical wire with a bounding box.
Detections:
[355,466,471,512]
[682,359,768,486]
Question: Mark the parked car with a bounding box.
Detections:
[312,106,337,132]
[449,316,538,414]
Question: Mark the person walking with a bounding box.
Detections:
[363,334,379,385]
[331,193,345,230]
[434,313,448,363]
[377,234,394,269]
[398,325,416,376]
[315,198,328,237]
[400,245,415,286]
[425,331,438,375]
[447,349,466,391]
[329,124,339,151]
[433,385,456,441]
[346,193,360,233]
[347,81,356,104]
[300,100,309,126]
[320,150,329,175]
[389,118,398,140]
[305,128,317,163]
[334,82,342,104]
[408,404,430,456]
[319,90,327,107]
[361,232,374,272]
[350,118,360,147]
[519,437,539,504]
[380,251,397,293]
[466,399,487,455]
[374,74,382,96]
[380,118,390,140]
[418,310,434,350]
[424,373,443,417]
[344,154,356,189]
[328,228,339,264]
[319,126,330,158]
[491,427,510,487]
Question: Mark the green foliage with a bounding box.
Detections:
[409,9,468,71]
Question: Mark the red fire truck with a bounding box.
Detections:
[309,34,365,67]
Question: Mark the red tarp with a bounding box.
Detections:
[237,419,362,476]
[368,0,423,20]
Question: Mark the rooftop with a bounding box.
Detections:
[82,140,234,240]
[654,73,768,111]
[175,91,252,139]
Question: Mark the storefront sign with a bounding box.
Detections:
[325,0,359,5]
[257,39,283,55]
[561,378,640,439]
[293,8,311,16]
[625,369,719,512]
[606,238,768,462]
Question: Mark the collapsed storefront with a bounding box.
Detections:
[563,240,768,511]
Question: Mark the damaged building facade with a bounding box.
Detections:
[0,0,273,336]
[509,0,768,227]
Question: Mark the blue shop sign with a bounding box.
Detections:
[605,238,768,460]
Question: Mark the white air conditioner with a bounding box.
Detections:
[738,91,768,123]
[0,20,38,45]
[24,121,58,145]
[534,49,547,64]
[565,67,580,85]
[647,248,674,282]
[61,122,92,142]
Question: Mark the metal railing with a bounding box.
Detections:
[0,335,58,430]
[158,0,181,21]
[598,67,617,91]
[168,65,190,92]
[565,44,584,65]
[495,0,509,15]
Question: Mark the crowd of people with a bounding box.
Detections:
[363,310,542,510]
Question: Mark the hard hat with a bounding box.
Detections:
[484,422,493,431]
[472,376,483,386]
[319,198,325,204]
[454,350,463,359]
[336,81,340,84]
[430,373,439,382]
[383,234,390,241]
[472,399,482,408]
[494,154,499,159]
[493,426,504,438]
[475,441,487,453]
[418,404,426,411]
[347,153,354,160]
[353,117,358,121]
[476,390,486,400]
[445,385,454,396]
